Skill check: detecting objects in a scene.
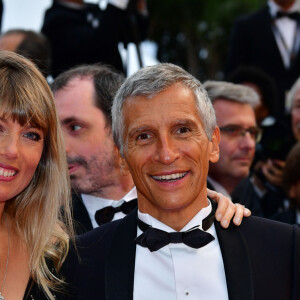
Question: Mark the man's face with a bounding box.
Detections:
[209,99,256,183]
[54,77,119,196]
[291,89,300,141]
[121,83,219,219]
[273,0,296,10]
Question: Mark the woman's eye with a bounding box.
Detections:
[24,132,42,141]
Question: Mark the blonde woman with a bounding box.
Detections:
[0,51,73,299]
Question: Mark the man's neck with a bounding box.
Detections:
[138,191,209,231]
[88,175,135,201]
[208,175,241,196]
[272,0,296,11]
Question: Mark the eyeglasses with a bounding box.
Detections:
[219,125,262,143]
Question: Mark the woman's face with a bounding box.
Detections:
[0,118,44,202]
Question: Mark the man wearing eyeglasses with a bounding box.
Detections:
[204,81,260,204]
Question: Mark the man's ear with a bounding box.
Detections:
[117,149,130,176]
[209,127,220,163]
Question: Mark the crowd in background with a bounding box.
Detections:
[0,0,300,299]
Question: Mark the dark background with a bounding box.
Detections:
[147,0,264,81]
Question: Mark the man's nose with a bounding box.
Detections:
[63,132,71,154]
[239,132,256,150]
[155,135,179,164]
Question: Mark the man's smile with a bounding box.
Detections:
[151,171,189,182]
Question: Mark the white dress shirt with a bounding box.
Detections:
[134,201,228,300]
[296,208,300,224]
[268,0,300,68]
[81,187,137,228]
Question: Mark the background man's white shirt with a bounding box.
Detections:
[81,187,137,228]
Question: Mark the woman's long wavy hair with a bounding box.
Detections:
[0,51,73,299]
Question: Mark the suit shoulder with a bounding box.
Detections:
[238,215,300,243]
[233,6,269,27]
[76,218,122,248]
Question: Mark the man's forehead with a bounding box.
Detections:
[123,92,202,130]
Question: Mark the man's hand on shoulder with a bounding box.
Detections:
[207,188,251,228]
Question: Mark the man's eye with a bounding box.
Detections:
[24,132,42,141]
[176,126,191,134]
[223,126,239,133]
[71,125,82,131]
[137,133,151,140]
[226,128,237,133]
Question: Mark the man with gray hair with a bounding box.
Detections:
[204,81,260,198]
[64,63,300,300]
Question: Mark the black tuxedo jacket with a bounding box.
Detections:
[272,208,299,225]
[226,6,300,117]
[71,193,93,235]
[62,210,300,300]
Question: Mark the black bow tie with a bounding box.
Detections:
[275,11,300,20]
[135,201,216,252]
[95,198,137,226]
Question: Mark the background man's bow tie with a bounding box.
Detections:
[275,11,300,20]
[95,198,137,225]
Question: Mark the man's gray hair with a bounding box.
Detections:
[203,80,259,107]
[286,77,300,113]
[112,63,217,155]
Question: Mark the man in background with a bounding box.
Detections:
[204,81,259,198]
[42,0,148,77]
[226,0,300,119]
[0,29,51,77]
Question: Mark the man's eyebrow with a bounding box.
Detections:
[173,119,195,125]
[60,117,79,125]
[128,125,152,138]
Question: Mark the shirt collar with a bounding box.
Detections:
[296,208,300,224]
[138,199,212,232]
[81,186,137,211]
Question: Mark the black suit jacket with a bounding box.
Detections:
[71,193,93,235]
[226,6,300,117]
[272,208,299,225]
[63,209,300,300]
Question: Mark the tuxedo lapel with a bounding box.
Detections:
[71,192,93,234]
[260,7,287,70]
[105,209,138,300]
[215,221,254,300]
